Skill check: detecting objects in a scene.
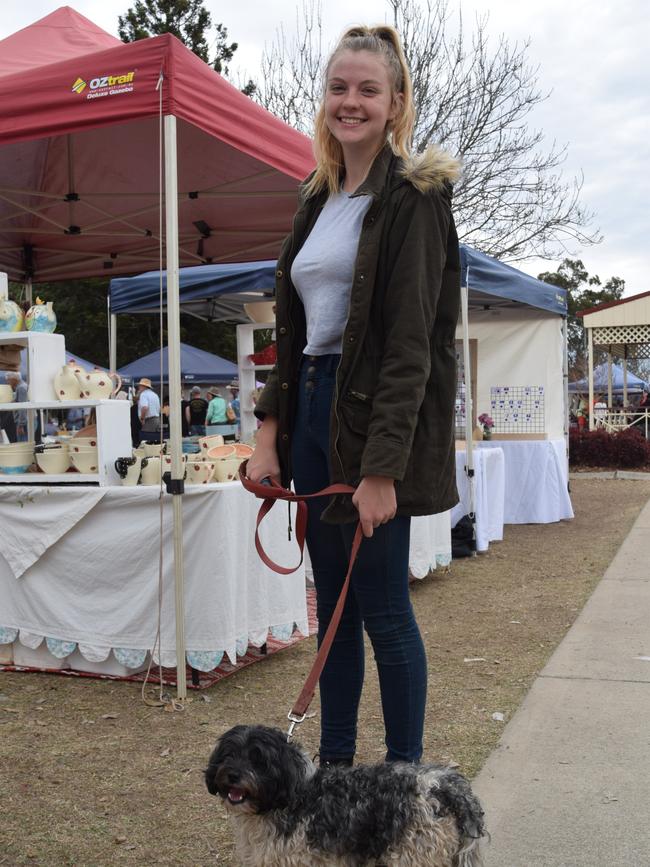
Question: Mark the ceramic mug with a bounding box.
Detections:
[213,456,243,483]
[140,455,162,485]
[0,384,14,403]
[186,461,214,485]
[122,458,143,486]
[143,442,165,458]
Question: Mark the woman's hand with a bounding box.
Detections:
[246,416,281,484]
[352,475,397,538]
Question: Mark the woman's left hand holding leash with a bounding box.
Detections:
[352,476,397,538]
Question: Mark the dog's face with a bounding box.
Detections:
[205,725,312,814]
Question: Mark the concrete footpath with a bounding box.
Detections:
[473,498,650,867]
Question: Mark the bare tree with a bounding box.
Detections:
[254,0,600,262]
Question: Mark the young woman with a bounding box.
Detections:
[247,25,461,765]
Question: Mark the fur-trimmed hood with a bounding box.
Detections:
[399,145,462,193]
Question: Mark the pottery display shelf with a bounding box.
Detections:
[0,399,131,486]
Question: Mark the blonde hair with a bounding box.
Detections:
[304,25,415,198]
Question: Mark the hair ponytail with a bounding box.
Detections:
[304,24,415,198]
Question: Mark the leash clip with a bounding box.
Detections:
[286,711,306,741]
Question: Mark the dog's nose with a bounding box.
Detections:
[227,771,239,785]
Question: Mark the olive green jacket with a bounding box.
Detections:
[255,144,462,523]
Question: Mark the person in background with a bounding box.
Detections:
[137,377,161,438]
[205,386,227,425]
[228,380,240,422]
[130,391,142,447]
[7,373,28,441]
[185,385,209,436]
[44,416,58,436]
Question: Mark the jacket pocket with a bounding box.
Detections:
[340,391,373,437]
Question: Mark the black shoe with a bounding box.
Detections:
[318,756,354,768]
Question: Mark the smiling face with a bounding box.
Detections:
[325,49,403,163]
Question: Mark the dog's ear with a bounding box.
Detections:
[431,769,485,842]
[205,741,224,795]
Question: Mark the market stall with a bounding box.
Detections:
[0,7,316,693]
[0,482,308,673]
[452,447,505,552]
[476,439,573,524]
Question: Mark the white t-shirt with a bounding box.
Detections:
[138,388,160,419]
[291,191,371,355]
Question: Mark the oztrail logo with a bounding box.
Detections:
[71,71,136,100]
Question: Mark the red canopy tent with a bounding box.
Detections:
[0,6,315,696]
[0,6,314,283]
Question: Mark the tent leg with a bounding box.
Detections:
[587,328,594,431]
[164,114,187,700]
[561,318,569,475]
[460,282,476,554]
[607,352,613,408]
[109,310,117,373]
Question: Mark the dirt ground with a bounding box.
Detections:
[1,476,649,866]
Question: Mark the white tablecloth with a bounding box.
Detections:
[451,448,505,552]
[0,483,308,671]
[476,438,574,524]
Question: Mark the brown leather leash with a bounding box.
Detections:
[239,460,363,740]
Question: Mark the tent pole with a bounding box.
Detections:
[164,114,187,700]
[461,277,476,536]
[623,347,628,408]
[587,328,594,431]
[607,351,613,408]
[109,310,117,374]
[561,317,569,473]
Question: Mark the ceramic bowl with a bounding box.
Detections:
[213,456,243,483]
[0,441,36,453]
[185,460,214,485]
[0,384,15,402]
[0,447,34,473]
[36,449,71,474]
[69,451,99,474]
[198,434,224,455]
[70,437,98,451]
[206,444,236,460]
[244,301,276,323]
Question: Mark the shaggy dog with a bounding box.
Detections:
[205,724,485,866]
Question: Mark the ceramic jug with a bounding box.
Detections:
[54,363,84,400]
[115,455,141,486]
[0,286,24,333]
[77,368,122,400]
[25,298,56,333]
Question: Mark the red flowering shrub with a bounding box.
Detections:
[570,427,650,468]
[614,428,650,468]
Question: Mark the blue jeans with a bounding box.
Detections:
[291,354,427,763]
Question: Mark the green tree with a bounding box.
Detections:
[537,259,625,378]
[10,279,237,374]
[118,0,256,92]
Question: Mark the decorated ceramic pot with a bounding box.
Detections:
[76,368,122,400]
[54,363,84,400]
[25,298,56,333]
[0,290,24,333]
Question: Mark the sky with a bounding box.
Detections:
[2,0,648,295]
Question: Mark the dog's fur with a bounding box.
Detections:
[205,724,485,866]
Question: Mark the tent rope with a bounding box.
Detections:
[140,67,185,713]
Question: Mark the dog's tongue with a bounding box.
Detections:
[227,787,246,803]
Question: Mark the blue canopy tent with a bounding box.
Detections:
[108,249,565,318]
[118,342,237,386]
[460,246,566,314]
[568,363,649,394]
